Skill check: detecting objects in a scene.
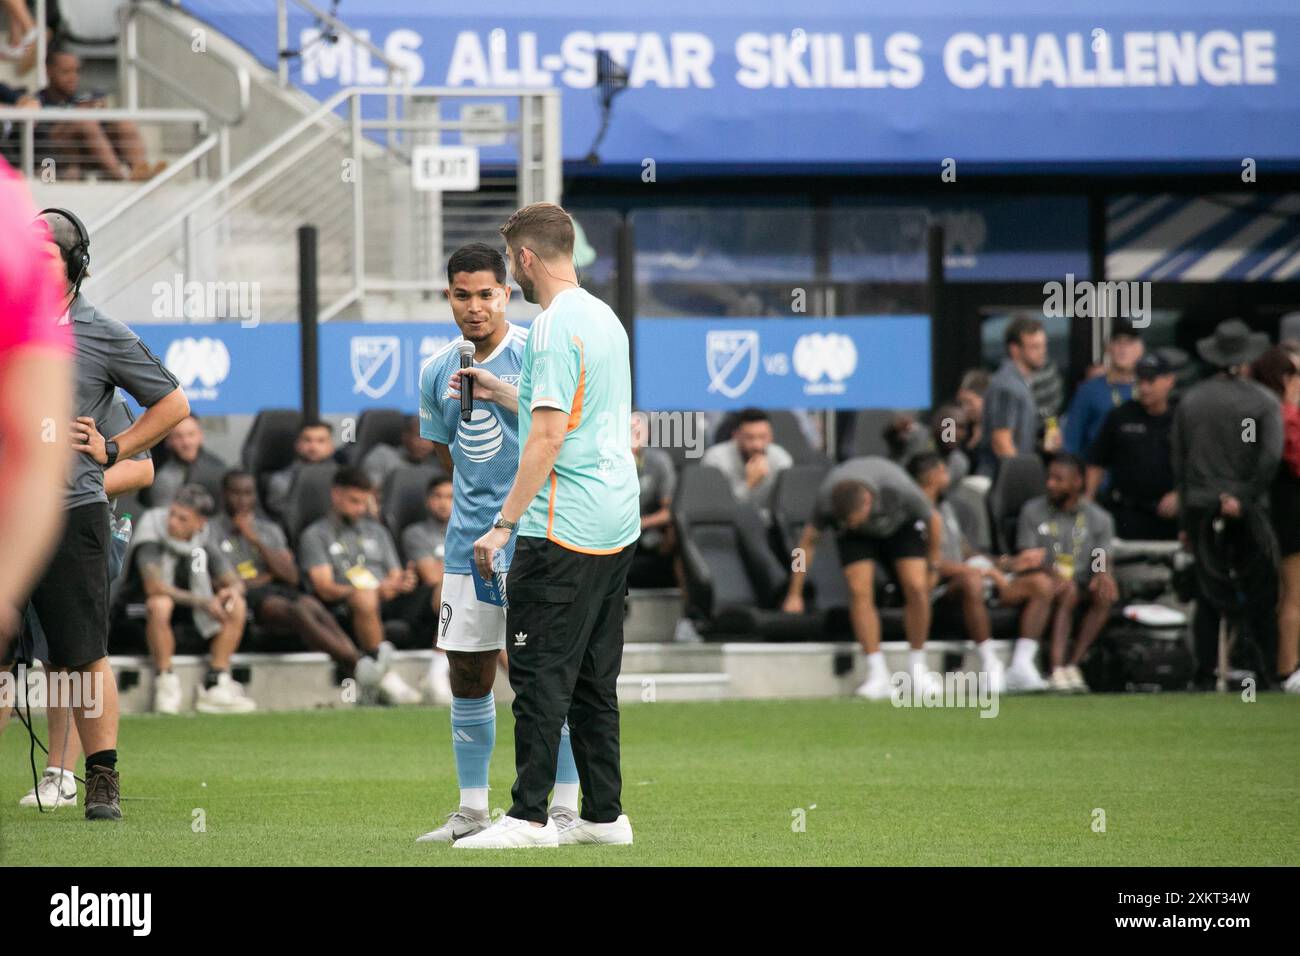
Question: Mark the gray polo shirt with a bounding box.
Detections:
[65,296,178,510]
[636,446,676,548]
[401,517,447,564]
[813,456,934,539]
[700,439,793,515]
[1016,496,1114,583]
[210,513,290,583]
[298,514,401,588]
[1172,374,1283,512]
[977,359,1039,474]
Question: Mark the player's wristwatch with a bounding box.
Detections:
[492,512,517,531]
[103,440,120,468]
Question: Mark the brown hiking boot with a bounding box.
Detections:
[84,765,122,821]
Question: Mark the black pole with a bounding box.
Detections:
[298,224,319,421]
[616,213,636,394]
[926,222,946,410]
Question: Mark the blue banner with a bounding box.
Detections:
[634,316,931,411]
[183,1,1300,172]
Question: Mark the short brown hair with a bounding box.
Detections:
[1005,315,1044,353]
[499,202,574,260]
[1251,344,1299,399]
[829,479,872,527]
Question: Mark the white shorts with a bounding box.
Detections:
[436,573,507,653]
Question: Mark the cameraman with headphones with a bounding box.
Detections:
[20,208,189,821]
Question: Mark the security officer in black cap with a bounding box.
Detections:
[1085,350,1181,541]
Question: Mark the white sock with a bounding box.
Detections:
[908,649,927,674]
[432,652,449,675]
[866,650,887,678]
[977,641,999,667]
[551,783,579,811]
[1012,638,1038,669]
[461,787,489,812]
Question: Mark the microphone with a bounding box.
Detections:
[457,340,474,422]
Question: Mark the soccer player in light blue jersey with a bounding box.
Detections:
[414,243,581,844]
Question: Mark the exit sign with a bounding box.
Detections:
[411,146,480,191]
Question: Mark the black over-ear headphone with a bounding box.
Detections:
[37,206,91,291]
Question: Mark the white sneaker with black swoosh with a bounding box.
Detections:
[453,815,559,849]
[557,814,634,846]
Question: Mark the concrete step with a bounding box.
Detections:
[617,672,731,703]
[621,642,722,673]
[624,588,682,643]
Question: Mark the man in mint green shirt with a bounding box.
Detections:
[461,202,639,851]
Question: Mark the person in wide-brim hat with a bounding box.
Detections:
[1197,318,1270,369]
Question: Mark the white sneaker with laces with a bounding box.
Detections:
[558,813,634,846]
[854,672,891,700]
[453,815,559,849]
[1066,664,1090,693]
[196,672,257,714]
[19,769,77,809]
[353,655,383,704]
[1283,670,1300,695]
[1048,666,1074,692]
[154,671,183,715]
[416,807,490,843]
[549,804,578,833]
[1005,660,1049,693]
[378,670,421,706]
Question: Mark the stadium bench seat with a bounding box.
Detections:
[349,408,406,465]
[673,465,822,642]
[987,454,1047,554]
[838,408,921,461]
[382,460,444,552]
[283,461,339,545]
[240,408,302,502]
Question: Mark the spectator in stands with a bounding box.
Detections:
[701,407,792,519]
[1249,344,1300,694]
[211,469,386,698]
[142,413,226,509]
[628,412,679,588]
[38,49,160,182]
[1064,319,1144,456]
[265,418,336,518]
[298,466,426,704]
[782,455,940,699]
[0,0,39,72]
[1013,454,1118,692]
[1085,351,1179,541]
[361,414,436,493]
[976,317,1047,477]
[956,368,989,452]
[908,452,1054,692]
[132,485,255,715]
[0,81,37,166]
[1174,319,1281,689]
[930,403,972,484]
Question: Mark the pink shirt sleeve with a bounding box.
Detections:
[0,157,71,362]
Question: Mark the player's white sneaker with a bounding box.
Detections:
[1282,670,1300,694]
[854,672,891,700]
[353,654,383,704]
[196,672,257,714]
[1048,666,1075,692]
[557,813,634,846]
[549,804,578,833]
[416,807,490,843]
[453,815,559,849]
[423,656,453,706]
[1005,658,1049,692]
[983,657,1007,695]
[378,670,421,706]
[19,769,77,809]
[154,671,182,715]
[1065,664,1090,693]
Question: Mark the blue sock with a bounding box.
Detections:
[552,719,580,810]
[450,693,495,810]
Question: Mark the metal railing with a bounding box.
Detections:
[86,86,561,325]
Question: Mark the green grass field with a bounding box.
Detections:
[2,694,1297,866]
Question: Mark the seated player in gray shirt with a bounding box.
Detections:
[907,452,1054,693]
[211,469,383,694]
[402,474,451,595]
[628,415,678,588]
[700,407,793,519]
[1012,453,1118,693]
[782,455,941,700]
[298,467,430,704]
